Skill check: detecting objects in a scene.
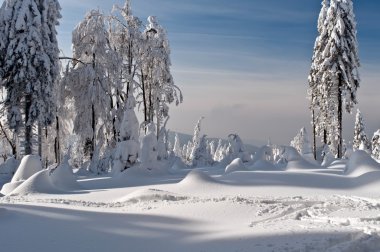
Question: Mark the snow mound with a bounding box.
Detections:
[12,155,42,182]
[1,181,23,195]
[225,158,247,173]
[170,157,188,172]
[179,170,217,186]
[1,155,43,195]
[117,189,188,203]
[250,159,278,171]
[50,159,82,191]
[8,158,82,196]
[273,147,320,170]
[286,159,320,170]
[345,150,380,177]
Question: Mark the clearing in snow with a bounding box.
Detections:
[1,150,380,252]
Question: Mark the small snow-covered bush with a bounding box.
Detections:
[371,130,380,160]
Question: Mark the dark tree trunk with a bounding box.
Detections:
[312,109,317,160]
[337,75,343,158]
[141,69,148,124]
[38,122,42,157]
[24,94,33,155]
[91,103,96,160]
[126,41,133,99]
[55,115,60,164]
[90,53,96,160]
[110,93,117,142]
[149,85,153,123]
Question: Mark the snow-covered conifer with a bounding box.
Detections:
[290,128,312,155]
[320,0,360,157]
[0,0,61,155]
[208,140,216,159]
[308,0,360,158]
[157,120,169,160]
[213,139,224,162]
[228,134,251,162]
[188,117,204,163]
[353,109,370,151]
[140,123,158,168]
[308,0,330,157]
[371,130,380,160]
[172,133,182,158]
[192,135,213,167]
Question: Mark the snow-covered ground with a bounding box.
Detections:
[1,151,380,252]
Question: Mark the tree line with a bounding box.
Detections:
[0,0,182,171]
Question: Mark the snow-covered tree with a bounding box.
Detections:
[228,134,251,162]
[172,133,182,157]
[191,135,213,167]
[0,0,61,155]
[371,130,380,160]
[140,123,158,169]
[320,0,360,158]
[140,16,183,137]
[353,109,370,151]
[213,139,225,162]
[118,94,139,143]
[290,127,312,155]
[109,1,143,138]
[112,96,140,173]
[112,92,140,172]
[64,10,115,165]
[308,0,329,158]
[308,0,360,158]
[187,117,204,163]
[208,140,216,159]
[157,118,169,160]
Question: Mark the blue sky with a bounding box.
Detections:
[56,0,380,145]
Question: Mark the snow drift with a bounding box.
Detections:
[225,158,247,173]
[7,156,82,196]
[12,155,42,182]
[345,150,380,176]
[179,170,218,186]
[117,188,188,203]
[1,155,43,195]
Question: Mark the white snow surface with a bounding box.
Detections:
[11,155,42,182]
[1,155,43,195]
[345,150,380,176]
[9,157,82,196]
[1,150,380,251]
[225,158,247,173]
